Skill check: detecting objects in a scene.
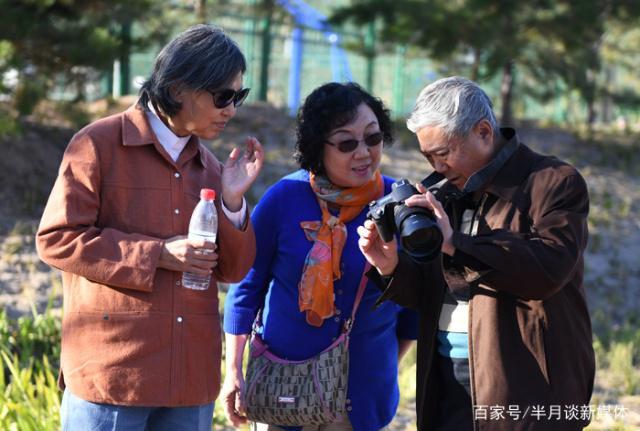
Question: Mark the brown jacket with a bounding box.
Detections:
[375,130,595,430]
[36,105,256,406]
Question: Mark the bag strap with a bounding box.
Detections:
[252,262,372,335]
[342,262,371,335]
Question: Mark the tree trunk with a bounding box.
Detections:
[195,0,207,23]
[119,21,131,96]
[470,47,481,81]
[500,60,514,126]
[587,102,596,125]
[258,0,274,102]
[600,66,613,124]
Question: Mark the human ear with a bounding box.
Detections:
[474,119,494,144]
[169,84,183,103]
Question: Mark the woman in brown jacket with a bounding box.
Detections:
[358,76,595,431]
[37,25,262,430]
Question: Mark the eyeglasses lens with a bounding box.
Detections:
[335,132,383,153]
[212,88,250,109]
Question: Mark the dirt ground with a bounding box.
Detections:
[1,99,639,429]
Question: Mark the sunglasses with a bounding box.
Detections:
[325,131,384,153]
[207,87,250,109]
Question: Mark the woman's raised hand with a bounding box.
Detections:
[221,136,265,211]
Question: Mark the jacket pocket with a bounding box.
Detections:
[101,184,172,237]
[516,300,550,385]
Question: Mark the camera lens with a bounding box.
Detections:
[395,206,443,262]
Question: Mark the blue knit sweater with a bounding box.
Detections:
[224,170,418,431]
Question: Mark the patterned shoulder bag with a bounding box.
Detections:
[242,264,371,425]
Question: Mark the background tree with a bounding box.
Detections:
[331,0,639,126]
[0,0,175,116]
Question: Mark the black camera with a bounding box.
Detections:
[367,178,443,262]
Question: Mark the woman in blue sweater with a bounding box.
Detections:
[222,82,418,430]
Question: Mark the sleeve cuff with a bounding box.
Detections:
[451,230,469,252]
[365,265,392,291]
[221,198,247,229]
[223,308,257,335]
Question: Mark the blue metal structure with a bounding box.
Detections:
[275,0,353,115]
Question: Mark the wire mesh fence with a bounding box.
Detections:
[108,2,640,126]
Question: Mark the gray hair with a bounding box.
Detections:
[406,76,498,138]
[138,24,246,116]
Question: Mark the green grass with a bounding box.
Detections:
[0,304,61,430]
[0,352,60,430]
[2,302,638,430]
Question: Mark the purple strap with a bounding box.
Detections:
[342,262,371,335]
[252,262,372,336]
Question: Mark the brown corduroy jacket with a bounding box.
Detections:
[374,130,595,430]
[36,105,256,406]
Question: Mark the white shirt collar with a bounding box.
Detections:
[145,102,191,162]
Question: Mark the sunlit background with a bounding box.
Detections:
[1,1,639,430]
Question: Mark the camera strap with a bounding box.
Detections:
[419,172,446,190]
[420,172,467,205]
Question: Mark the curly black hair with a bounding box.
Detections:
[294,82,394,176]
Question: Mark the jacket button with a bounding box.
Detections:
[335,309,342,316]
[176,316,183,323]
[174,208,180,214]
[346,406,352,411]
[334,317,340,323]
[174,172,180,178]
[176,280,181,286]
[346,398,351,404]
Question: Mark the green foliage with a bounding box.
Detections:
[0,306,62,430]
[0,111,20,137]
[398,343,417,404]
[0,352,61,430]
[331,0,640,125]
[592,324,640,399]
[57,101,92,129]
[13,79,47,117]
[596,323,640,362]
[0,0,176,116]
[0,304,232,429]
[1,305,639,429]
[0,39,14,94]
[8,220,38,237]
[0,306,61,368]
[608,342,639,396]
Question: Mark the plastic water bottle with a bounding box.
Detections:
[182,188,218,290]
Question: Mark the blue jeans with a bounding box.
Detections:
[61,389,215,431]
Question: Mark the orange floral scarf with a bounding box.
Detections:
[299,171,383,327]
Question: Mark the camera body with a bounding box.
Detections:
[367,179,443,262]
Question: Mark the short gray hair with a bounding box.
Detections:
[138,24,246,116]
[406,76,498,138]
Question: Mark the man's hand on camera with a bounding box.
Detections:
[357,219,399,276]
[406,184,455,256]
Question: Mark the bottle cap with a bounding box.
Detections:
[200,188,216,201]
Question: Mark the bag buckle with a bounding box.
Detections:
[342,318,353,333]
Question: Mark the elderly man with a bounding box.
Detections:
[37,25,262,430]
[358,76,594,430]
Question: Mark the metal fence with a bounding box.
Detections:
[125,17,437,119]
[119,3,638,126]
